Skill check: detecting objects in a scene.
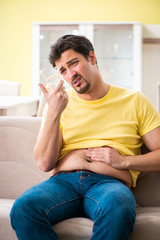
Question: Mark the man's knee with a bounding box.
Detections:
[10,188,41,231]
[10,196,29,228]
[100,185,136,222]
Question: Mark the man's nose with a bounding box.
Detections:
[67,69,76,80]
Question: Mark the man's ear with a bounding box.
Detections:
[88,51,97,65]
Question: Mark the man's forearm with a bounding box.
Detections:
[34,80,68,172]
[34,110,62,172]
[86,147,160,172]
[124,149,160,172]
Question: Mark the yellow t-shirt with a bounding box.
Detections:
[42,85,160,187]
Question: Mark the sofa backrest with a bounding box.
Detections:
[0,116,49,199]
[131,171,160,207]
[0,116,160,207]
[131,144,160,207]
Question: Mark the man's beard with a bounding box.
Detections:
[71,75,91,94]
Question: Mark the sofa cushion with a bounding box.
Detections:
[0,199,17,240]
[131,207,160,240]
[53,218,93,240]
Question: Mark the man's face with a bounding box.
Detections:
[55,49,96,94]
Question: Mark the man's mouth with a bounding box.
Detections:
[72,75,81,87]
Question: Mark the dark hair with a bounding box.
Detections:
[49,35,95,68]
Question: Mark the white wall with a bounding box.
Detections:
[142,25,160,111]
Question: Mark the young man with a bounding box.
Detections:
[10,35,160,240]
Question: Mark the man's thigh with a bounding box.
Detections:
[83,176,136,221]
[12,175,83,225]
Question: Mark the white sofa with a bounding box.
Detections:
[0,116,160,240]
[0,80,20,96]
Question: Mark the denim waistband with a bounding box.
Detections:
[53,170,92,176]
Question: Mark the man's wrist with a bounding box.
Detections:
[122,155,131,170]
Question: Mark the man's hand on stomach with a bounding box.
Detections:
[52,148,132,188]
[85,146,126,169]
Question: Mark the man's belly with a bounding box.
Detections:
[52,149,132,188]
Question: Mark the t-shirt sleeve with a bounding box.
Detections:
[137,92,160,136]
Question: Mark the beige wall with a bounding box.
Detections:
[1,0,160,95]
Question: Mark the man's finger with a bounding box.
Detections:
[54,80,64,94]
[39,83,48,96]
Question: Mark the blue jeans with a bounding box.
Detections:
[10,171,136,240]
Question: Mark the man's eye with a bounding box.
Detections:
[71,61,78,66]
[60,69,66,75]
